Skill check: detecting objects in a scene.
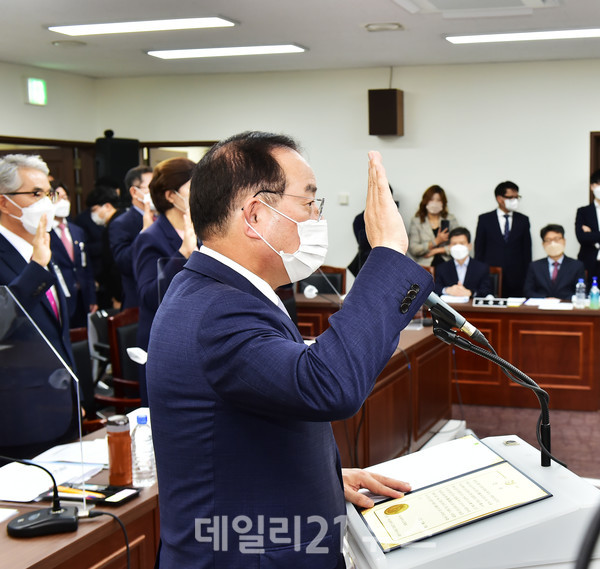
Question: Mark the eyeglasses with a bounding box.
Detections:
[543,237,564,244]
[254,190,324,220]
[502,194,522,200]
[5,189,58,203]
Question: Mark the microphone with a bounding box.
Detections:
[0,455,79,537]
[424,291,487,346]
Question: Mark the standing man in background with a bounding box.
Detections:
[50,180,97,327]
[108,165,153,309]
[475,181,531,297]
[575,169,600,285]
[147,132,433,568]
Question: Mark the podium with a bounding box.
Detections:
[346,435,600,569]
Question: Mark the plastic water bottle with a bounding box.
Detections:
[590,277,600,310]
[574,278,587,309]
[131,414,156,487]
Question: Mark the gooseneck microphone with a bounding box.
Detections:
[0,455,79,537]
[424,292,487,346]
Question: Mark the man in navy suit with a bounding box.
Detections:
[434,227,492,297]
[524,224,585,300]
[50,181,97,327]
[474,181,531,297]
[108,165,153,309]
[146,132,433,568]
[0,154,78,458]
[575,169,600,285]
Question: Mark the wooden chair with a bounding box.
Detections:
[489,266,503,297]
[297,265,347,296]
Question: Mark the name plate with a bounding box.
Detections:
[473,297,508,307]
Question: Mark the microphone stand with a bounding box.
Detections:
[430,318,555,467]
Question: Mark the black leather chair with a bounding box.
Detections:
[297,265,347,296]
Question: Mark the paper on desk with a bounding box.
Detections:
[0,508,19,523]
[539,302,573,310]
[440,295,470,304]
[0,460,103,502]
[365,434,504,494]
[33,438,108,466]
[524,297,562,307]
[507,297,526,306]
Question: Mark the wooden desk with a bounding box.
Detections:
[331,327,451,469]
[454,302,600,411]
[1,436,159,569]
[295,294,452,468]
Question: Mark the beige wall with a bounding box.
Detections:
[2,58,600,267]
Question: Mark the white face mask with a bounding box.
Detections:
[503,198,519,212]
[6,195,54,235]
[53,199,71,219]
[593,186,600,201]
[450,243,470,261]
[136,188,156,212]
[91,209,106,226]
[426,201,443,215]
[247,200,328,283]
[172,191,189,214]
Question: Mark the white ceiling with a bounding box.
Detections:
[2,0,600,78]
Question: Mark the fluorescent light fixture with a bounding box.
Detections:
[447,28,600,44]
[48,17,235,36]
[148,44,305,59]
[27,78,47,106]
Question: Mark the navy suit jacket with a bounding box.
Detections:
[575,203,600,281]
[523,256,585,300]
[108,207,143,309]
[133,215,185,405]
[433,257,493,297]
[0,232,77,457]
[146,247,433,568]
[50,222,96,328]
[474,210,532,297]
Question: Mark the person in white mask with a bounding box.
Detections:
[50,180,97,327]
[433,227,493,298]
[575,169,600,286]
[524,224,585,300]
[0,154,79,458]
[474,181,532,297]
[107,165,154,309]
[145,131,434,569]
[408,184,458,268]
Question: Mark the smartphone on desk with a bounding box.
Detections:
[37,483,140,506]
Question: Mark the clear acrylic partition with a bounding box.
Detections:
[0,285,79,450]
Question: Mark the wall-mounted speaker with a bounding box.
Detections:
[95,130,140,191]
[368,89,404,136]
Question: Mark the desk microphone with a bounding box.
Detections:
[0,455,79,537]
[424,292,487,346]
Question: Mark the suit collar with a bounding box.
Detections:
[184,251,300,338]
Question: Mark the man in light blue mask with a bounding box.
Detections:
[146,131,434,569]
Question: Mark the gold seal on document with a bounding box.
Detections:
[384,503,409,515]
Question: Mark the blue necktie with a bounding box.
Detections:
[503,214,510,242]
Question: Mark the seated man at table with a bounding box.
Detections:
[524,224,585,300]
[434,227,493,298]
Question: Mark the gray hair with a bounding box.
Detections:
[0,154,50,194]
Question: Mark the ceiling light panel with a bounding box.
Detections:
[48,17,235,36]
[447,28,600,43]
[148,45,305,60]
